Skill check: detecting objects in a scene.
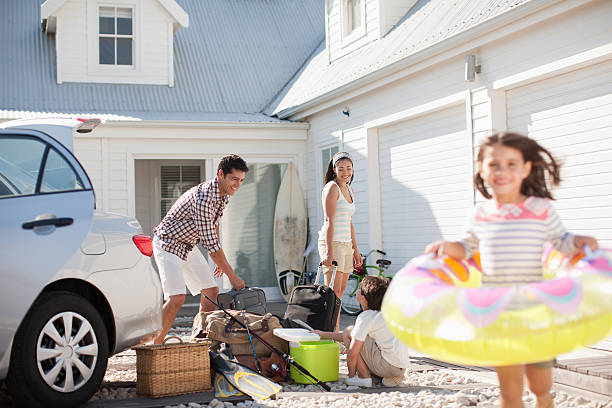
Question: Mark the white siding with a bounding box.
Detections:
[73,137,103,209]
[343,127,369,249]
[134,160,152,235]
[506,60,612,246]
[56,0,172,85]
[75,125,308,218]
[379,104,471,269]
[328,0,380,62]
[303,61,469,272]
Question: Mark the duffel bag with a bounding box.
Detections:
[191,310,287,356]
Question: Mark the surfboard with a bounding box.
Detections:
[273,162,307,301]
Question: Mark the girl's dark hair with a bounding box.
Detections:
[475,132,561,199]
[324,155,354,184]
[359,276,390,311]
[218,154,249,176]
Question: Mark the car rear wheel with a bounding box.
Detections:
[7,291,109,407]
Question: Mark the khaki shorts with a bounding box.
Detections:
[318,241,354,274]
[529,359,556,369]
[359,336,405,378]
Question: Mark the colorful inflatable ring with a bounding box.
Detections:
[382,245,612,366]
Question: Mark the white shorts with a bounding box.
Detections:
[153,236,218,299]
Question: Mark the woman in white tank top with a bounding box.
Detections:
[318,152,363,329]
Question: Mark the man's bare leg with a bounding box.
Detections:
[200,286,220,312]
[154,294,186,344]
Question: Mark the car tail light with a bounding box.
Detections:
[133,234,153,257]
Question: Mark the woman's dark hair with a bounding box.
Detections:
[324,154,354,184]
[359,276,390,311]
[218,154,249,176]
[475,132,561,200]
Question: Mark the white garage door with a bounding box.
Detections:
[507,59,612,247]
[379,104,472,271]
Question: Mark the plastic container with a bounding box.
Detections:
[273,328,320,342]
[289,340,339,384]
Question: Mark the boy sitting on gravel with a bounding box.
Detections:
[315,276,411,387]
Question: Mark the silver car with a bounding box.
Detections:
[0,118,162,407]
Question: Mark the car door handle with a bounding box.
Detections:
[22,217,74,230]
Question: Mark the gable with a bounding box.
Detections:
[1,0,325,119]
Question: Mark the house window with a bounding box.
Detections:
[321,145,339,180]
[346,0,362,34]
[160,165,201,219]
[99,7,133,66]
[341,0,366,45]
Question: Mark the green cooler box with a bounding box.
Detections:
[289,340,339,384]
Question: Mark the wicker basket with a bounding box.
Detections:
[133,336,212,398]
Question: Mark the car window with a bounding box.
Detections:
[0,137,46,197]
[40,147,85,193]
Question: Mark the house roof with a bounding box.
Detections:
[0,0,324,122]
[41,0,189,32]
[265,0,537,118]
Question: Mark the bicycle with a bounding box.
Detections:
[340,249,392,315]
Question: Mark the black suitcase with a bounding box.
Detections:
[217,287,267,315]
[283,262,340,332]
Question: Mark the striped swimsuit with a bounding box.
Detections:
[318,181,355,243]
[460,197,575,286]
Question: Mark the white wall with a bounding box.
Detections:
[327,0,380,62]
[55,0,174,85]
[506,60,612,243]
[74,123,308,217]
[303,0,612,272]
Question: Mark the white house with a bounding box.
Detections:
[1,0,323,299]
[2,0,611,298]
[266,0,612,271]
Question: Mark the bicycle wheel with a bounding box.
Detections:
[341,274,362,315]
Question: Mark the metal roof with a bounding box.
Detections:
[266,0,536,118]
[0,0,324,122]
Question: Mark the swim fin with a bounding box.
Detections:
[214,372,244,398]
[210,351,282,400]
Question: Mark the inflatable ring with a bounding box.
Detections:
[382,245,612,366]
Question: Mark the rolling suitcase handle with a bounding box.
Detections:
[315,261,338,290]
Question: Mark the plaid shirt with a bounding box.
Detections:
[153,178,230,260]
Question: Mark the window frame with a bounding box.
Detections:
[98,6,135,67]
[340,0,366,47]
[87,0,143,77]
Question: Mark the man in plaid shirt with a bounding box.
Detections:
[152,155,248,344]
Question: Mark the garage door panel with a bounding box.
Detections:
[558,207,611,220]
[379,104,470,271]
[394,163,470,181]
[553,183,612,200]
[509,84,611,125]
[526,107,611,137]
[382,135,468,162]
[507,61,612,247]
[563,161,612,178]
[506,59,612,102]
[555,194,612,210]
[534,127,611,150]
[384,174,470,192]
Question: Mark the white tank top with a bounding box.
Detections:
[318,181,355,243]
